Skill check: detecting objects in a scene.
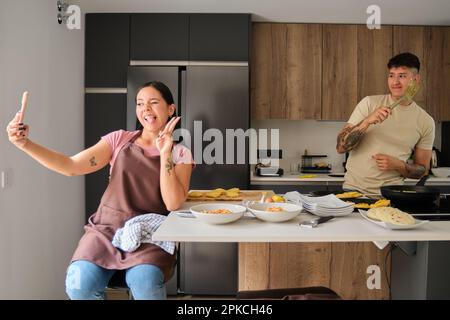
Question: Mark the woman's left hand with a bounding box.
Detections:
[156,116,181,155]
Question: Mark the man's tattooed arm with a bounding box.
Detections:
[398,162,426,179]
[336,120,370,153]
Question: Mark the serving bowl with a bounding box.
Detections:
[431,167,450,178]
[247,202,302,222]
[190,203,246,224]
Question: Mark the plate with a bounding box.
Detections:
[190,203,246,224]
[247,202,302,223]
[358,209,429,230]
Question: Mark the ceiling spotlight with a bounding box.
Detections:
[57,13,69,24]
[57,1,69,12]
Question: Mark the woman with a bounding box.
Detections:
[6,81,193,299]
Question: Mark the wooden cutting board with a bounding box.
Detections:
[187,190,275,202]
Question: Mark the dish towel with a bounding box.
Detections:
[112,213,175,255]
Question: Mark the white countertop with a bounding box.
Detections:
[250,172,450,185]
[153,202,450,243]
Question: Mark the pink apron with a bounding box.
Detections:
[71,131,176,281]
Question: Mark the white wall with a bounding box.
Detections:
[252,120,442,175]
[0,0,84,299]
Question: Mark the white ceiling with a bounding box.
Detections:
[74,0,450,25]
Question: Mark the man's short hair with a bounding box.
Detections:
[387,52,420,72]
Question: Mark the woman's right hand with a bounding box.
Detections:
[6,111,29,149]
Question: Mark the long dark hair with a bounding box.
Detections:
[135,81,175,130]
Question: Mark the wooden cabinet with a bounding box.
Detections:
[251,24,287,120]
[84,94,127,219]
[393,26,427,108]
[189,14,251,61]
[393,26,450,121]
[239,242,391,300]
[85,14,130,88]
[286,24,322,119]
[357,25,393,101]
[322,25,358,120]
[251,23,321,120]
[425,27,450,121]
[251,23,450,121]
[130,14,189,61]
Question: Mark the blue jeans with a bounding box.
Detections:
[65,260,166,300]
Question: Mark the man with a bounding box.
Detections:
[336,52,435,195]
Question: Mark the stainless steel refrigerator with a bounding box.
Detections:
[127,65,249,295]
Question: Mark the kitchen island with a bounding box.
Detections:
[154,200,450,299]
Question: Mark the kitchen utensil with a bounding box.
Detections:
[173,210,195,218]
[388,80,420,111]
[299,216,334,228]
[380,175,440,207]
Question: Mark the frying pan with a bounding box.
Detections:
[380,175,440,206]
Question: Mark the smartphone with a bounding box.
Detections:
[18,91,28,123]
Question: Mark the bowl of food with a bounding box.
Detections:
[189,203,246,224]
[247,202,302,222]
[431,167,450,178]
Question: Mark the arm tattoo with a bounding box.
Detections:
[165,157,174,176]
[336,120,367,152]
[89,156,97,167]
[404,163,426,179]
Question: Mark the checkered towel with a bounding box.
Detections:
[112,213,175,255]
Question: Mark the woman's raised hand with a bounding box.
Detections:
[6,111,29,149]
[156,116,180,154]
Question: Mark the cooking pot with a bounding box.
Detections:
[380,175,440,206]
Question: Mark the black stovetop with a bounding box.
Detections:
[394,195,450,221]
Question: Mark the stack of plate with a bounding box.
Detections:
[285,192,354,217]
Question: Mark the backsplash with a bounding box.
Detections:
[251,119,442,174]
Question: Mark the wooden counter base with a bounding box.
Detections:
[238,242,391,300]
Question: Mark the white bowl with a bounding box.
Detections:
[431,167,450,178]
[190,203,246,225]
[247,202,302,222]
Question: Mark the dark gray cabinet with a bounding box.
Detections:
[85,94,127,217]
[85,14,130,87]
[129,13,251,62]
[130,13,189,61]
[189,14,251,61]
[130,14,189,61]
